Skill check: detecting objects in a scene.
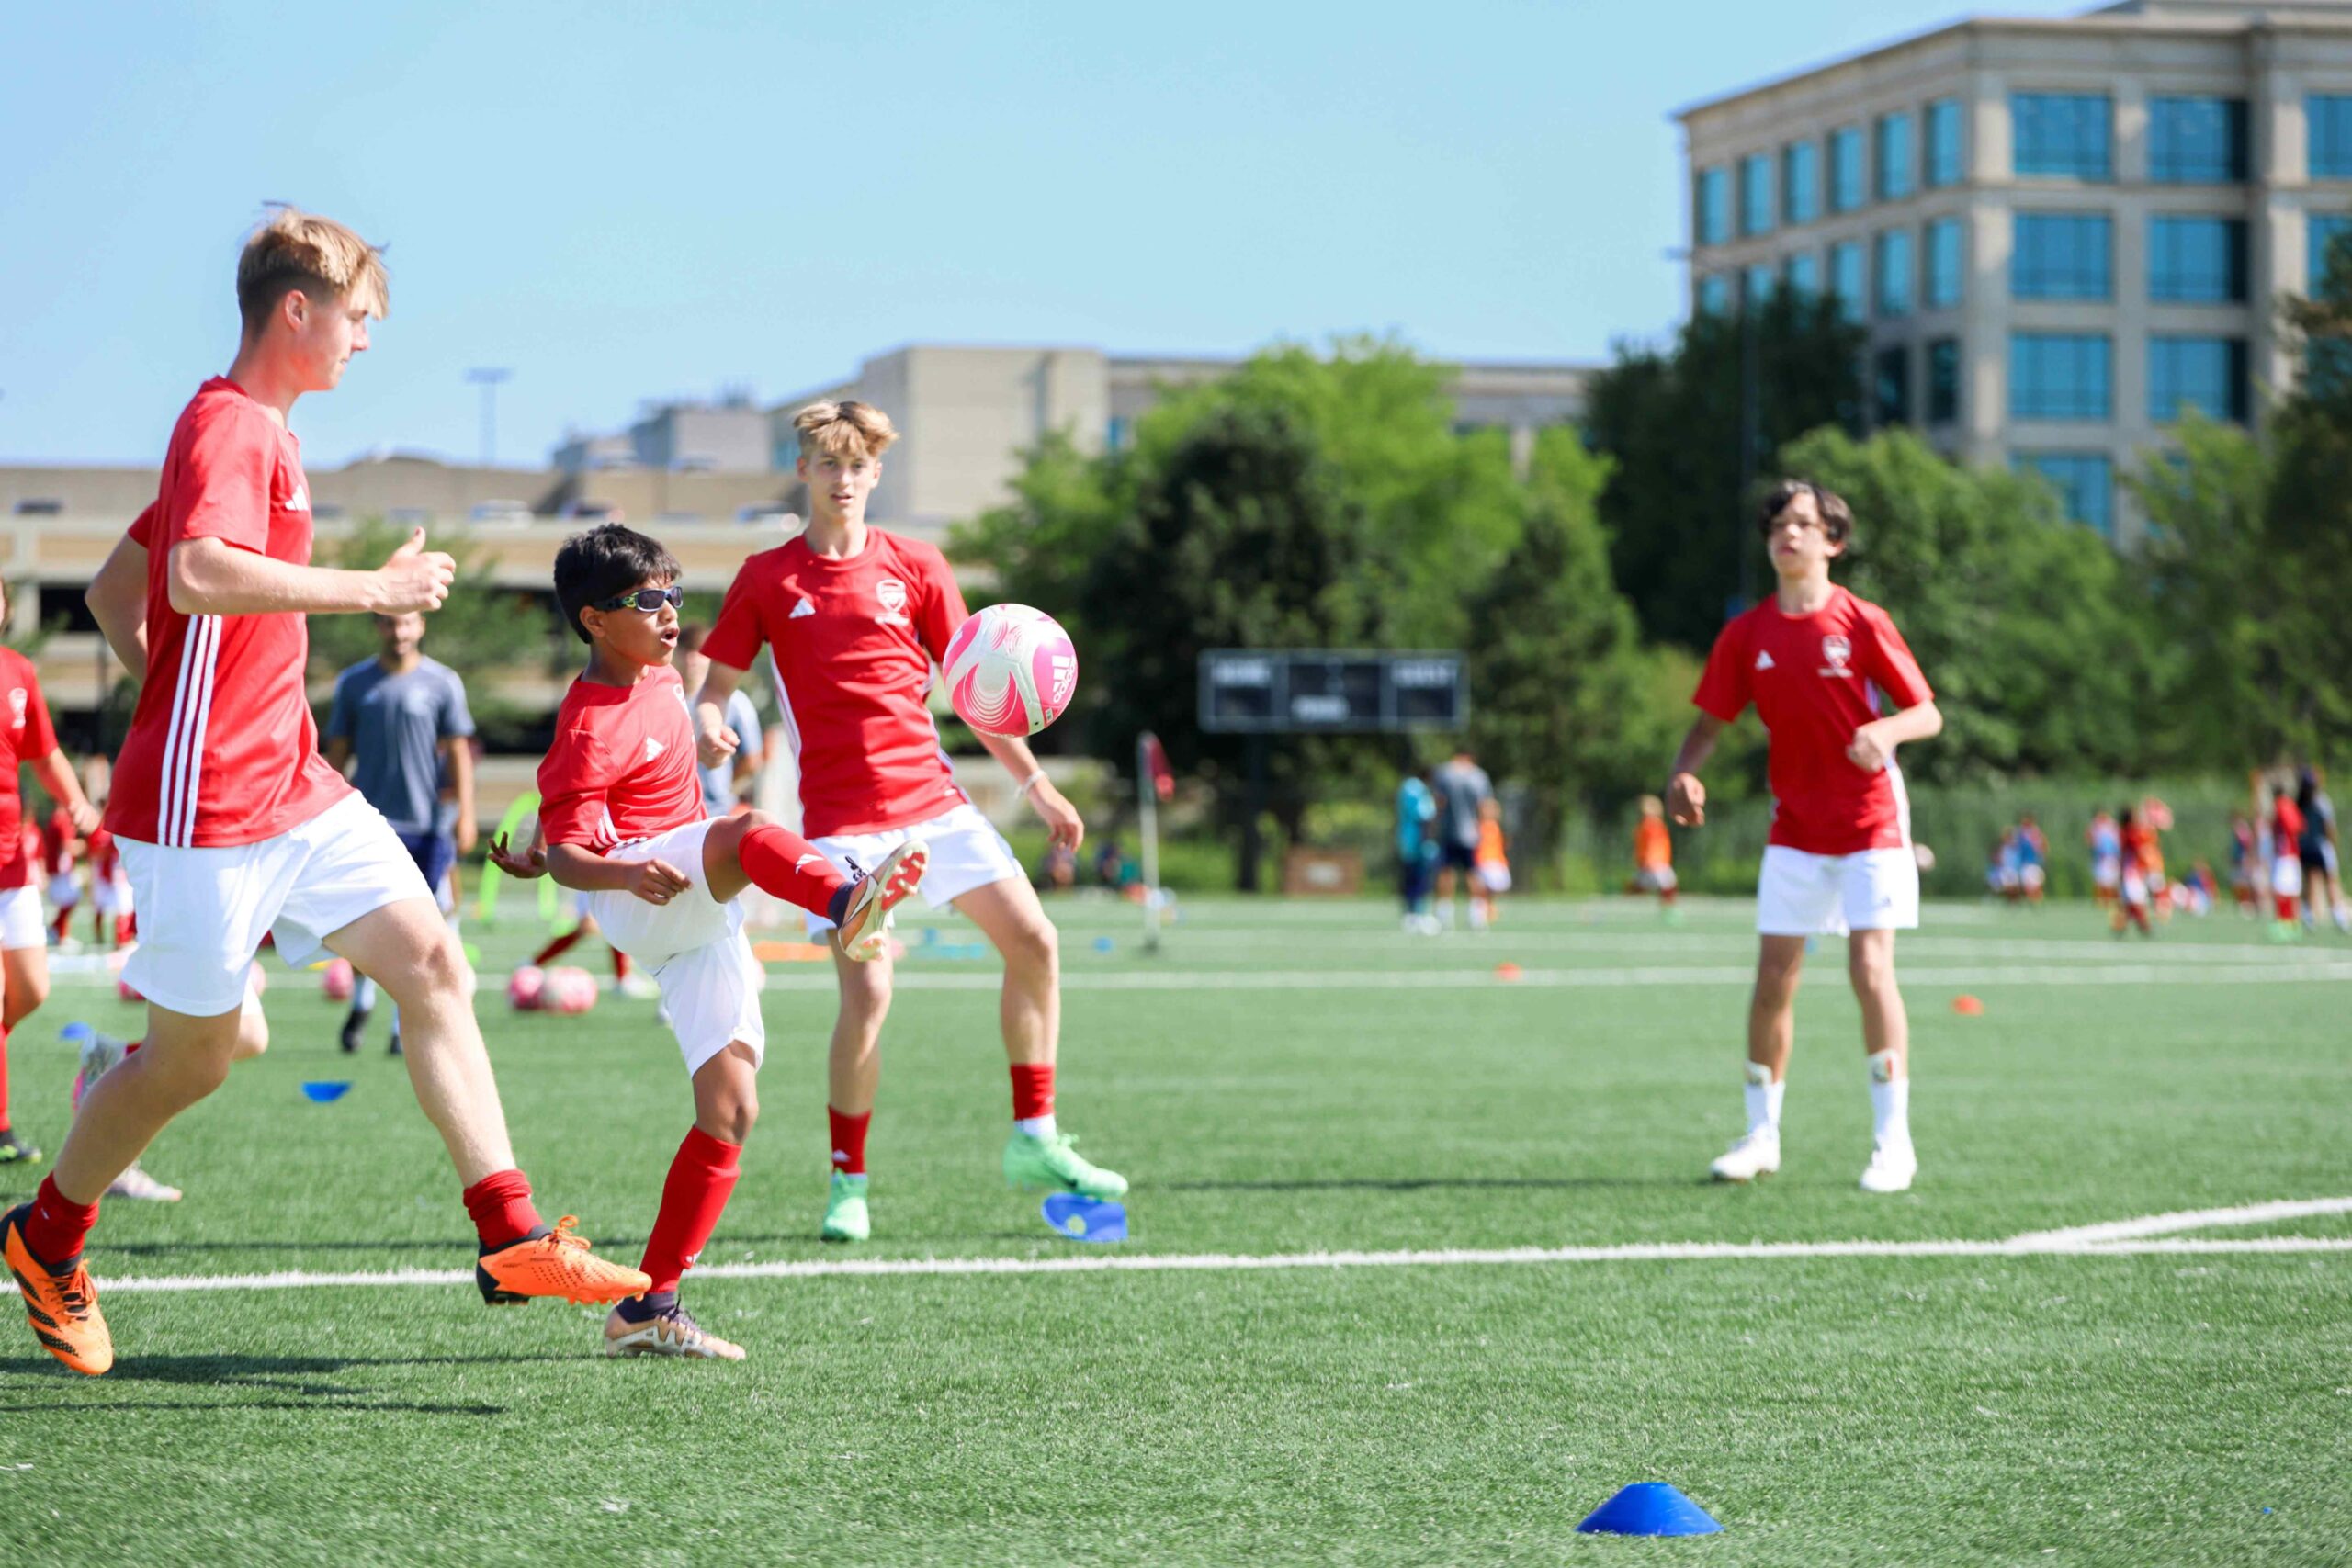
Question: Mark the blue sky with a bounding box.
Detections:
[0,0,2082,469]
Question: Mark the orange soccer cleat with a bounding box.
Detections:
[475,1216,651,1306]
[4,1204,113,1376]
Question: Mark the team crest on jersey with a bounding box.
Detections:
[6,689,23,729]
[1819,634,1853,678]
[875,577,910,627]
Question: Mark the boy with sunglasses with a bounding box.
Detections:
[492,524,925,1359]
[1665,480,1942,1194]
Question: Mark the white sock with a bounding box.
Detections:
[1014,1114,1057,1141]
[1742,1060,1783,1135]
[1867,1050,1909,1146]
[1438,898,1456,928]
[1467,903,1488,931]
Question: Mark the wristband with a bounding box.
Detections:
[1016,770,1047,799]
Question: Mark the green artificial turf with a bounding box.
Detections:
[2,896,2346,1565]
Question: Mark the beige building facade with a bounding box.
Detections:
[1679,0,2352,544]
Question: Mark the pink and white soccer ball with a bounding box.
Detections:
[506,964,547,1011]
[943,604,1078,738]
[542,965,599,1015]
[320,957,356,1003]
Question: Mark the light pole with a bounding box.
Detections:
[466,367,512,467]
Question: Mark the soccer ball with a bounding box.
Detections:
[943,603,1078,738]
[542,965,599,1015]
[506,964,547,1011]
[320,957,356,1002]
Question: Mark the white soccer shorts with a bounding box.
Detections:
[576,818,766,1076]
[93,873,132,916]
[2272,855,2305,900]
[1756,844,1919,936]
[0,884,44,952]
[119,791,432,1017]
[799,802,1023,936]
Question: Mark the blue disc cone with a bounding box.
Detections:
[1041,1193,1127,1243]
[300,1081,354,1104]
[1576,1483,1723,1537]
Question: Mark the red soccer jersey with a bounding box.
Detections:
[106,378,349,848]
[703,529,970,838]
[90,828,119,880]
[537,664,707,850]
[0,648,59,890]
[40,807,76,876]
[1691,585,1935,857]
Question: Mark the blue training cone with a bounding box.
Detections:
[58,1021,95,1047]
[300,1081,354,1104]
[1041,1192,1127,1243]
[1576,1483,1723,1537]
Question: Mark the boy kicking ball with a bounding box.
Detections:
[491,524,924,1359]
[1665,480,1942,1194]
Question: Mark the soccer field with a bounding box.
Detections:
[4,896,2348,1565]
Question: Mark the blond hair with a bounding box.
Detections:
[793,400,897,462]
[236,205,389,333]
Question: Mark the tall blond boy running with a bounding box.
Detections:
[5,209,649,1378]
[695,401,1126,1245]
[1666,481,1942,1194]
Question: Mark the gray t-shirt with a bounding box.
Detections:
[700,688,763,813]
[1430,759,1493,851]
[325,656,475,838]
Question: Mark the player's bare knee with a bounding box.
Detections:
[233,999,271,1060]
[2,978,48,1030]
[1001,917,1058,980]
[707,1091,758,1145]
[1848,950,1898,999]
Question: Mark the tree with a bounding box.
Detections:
[1584,288,1866,650]
[1781,426,2157,783]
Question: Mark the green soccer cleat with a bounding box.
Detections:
[820,1171,870,1243]
[1002,1130,1128,1201]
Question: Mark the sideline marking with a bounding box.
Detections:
[2010,1195,2352,1247]
[96,1232,2352,1295]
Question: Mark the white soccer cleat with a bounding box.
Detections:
[1859,1141,1918,1194]
[1709,1129,1781,1183]
[604,1303,746,1360]
[836,840,927,962]
[107,1163,183,1202]
[843,909,894,964]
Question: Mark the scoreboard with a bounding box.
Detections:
[1197,650,1467,734]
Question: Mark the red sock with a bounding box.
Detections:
[829,1107,870,1175]
[532,928,584,966]
[461,1169,543,1250]
[612,948,630,983]
[1011,1062,1055,1122]
[639,1126,742,1294]
[2277,894,2298,922]
[24,1174,101,1263]
[739,824,851,918]
[0,1021,10,1132]
[51,909,69,943]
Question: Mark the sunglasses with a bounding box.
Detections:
[594,585,684,613]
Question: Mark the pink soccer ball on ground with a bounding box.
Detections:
[542,965,599,1015]
[943,603,1078,738]
[507,964,548,1011]
[321,957,356,1003]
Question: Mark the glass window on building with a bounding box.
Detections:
[1875,230,1914,317]
[2148,217,2248,302]
[1830,127,1866,211]
[1925,98,1964,187]
[2012,93,2112,180]
[1831,241,1866,323]
[1876,112,1915,202]
[1927,339,1962,423]
[1874,344,1912,426]
[1698,273,1732,316]
[2149,336,2250,423]
[1926,218,1964,308]
[2311,95,2352,179]
[2012,212,2111,299]
[1745,263,1777,307]
[2011,333,2112,420]
[1696,166,1730,245]
[2149,96,2248,183]
[1783,141,1820,225]
[2309,213,2352,288]
[1740,153,1774,237]
[2015,452,2115,537]
[1105,416,1131,453]
[1785,251,1821,297]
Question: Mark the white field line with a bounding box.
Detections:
[2009,1195,2352,1247]
[91,1233,2352,1295]
[1035,931,2341,964]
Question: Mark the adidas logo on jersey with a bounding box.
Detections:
[287,485,310,513]
[1755,650,1775,671]
[645,738,665,761]
[789,598,817,619]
